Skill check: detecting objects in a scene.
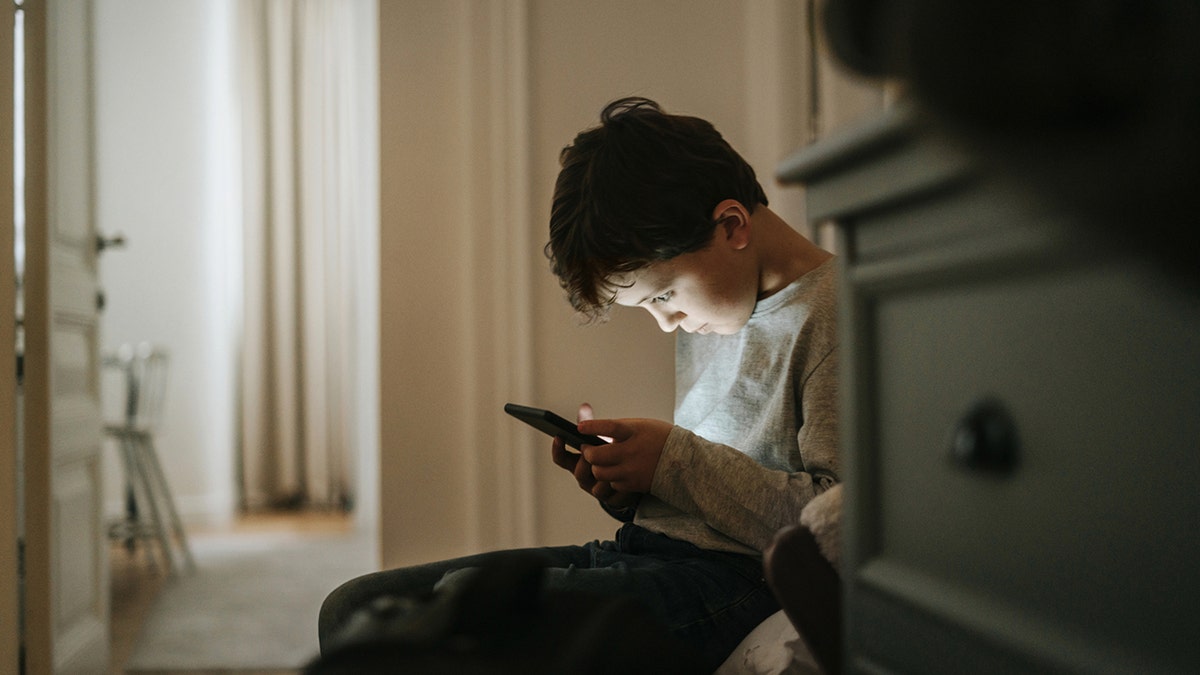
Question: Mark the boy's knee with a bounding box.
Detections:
[431,566,476,593]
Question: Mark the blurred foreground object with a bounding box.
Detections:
[823,0,1200,286]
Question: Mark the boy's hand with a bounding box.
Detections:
[577,416,671,495]
[551,403,640,508]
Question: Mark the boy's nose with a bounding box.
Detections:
[651,309,684,333]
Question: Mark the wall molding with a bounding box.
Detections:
[743,0,812,236]
[379,0,538,566]
[459,0,537,551]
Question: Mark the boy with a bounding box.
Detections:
[318,97,839,671]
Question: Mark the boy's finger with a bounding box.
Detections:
[551,436,578,470]
[591,481,617,501]
[577,402,594,422]
[590,463,625,484]
[578,418,628,440]
[581,443,619,467]
[574,455,593,482]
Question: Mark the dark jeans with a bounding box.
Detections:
[318,524,779,671]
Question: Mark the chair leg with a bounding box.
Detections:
[129,433,179,576]
[116,434,162,574]
[122,482,137,553]
[139,434,196,573]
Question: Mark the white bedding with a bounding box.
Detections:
[713,610,821,675]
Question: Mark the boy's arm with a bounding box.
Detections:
[649,348,839,552]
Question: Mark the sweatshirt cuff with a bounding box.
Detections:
[650,425,699,504]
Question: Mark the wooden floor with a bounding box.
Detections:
[109,510,353,675]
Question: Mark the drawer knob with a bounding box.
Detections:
[950,399,1019,474]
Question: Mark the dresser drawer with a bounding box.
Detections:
[847,250,1200,673]
[783,105,1200,674]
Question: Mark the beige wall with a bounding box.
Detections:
[377,0,881,567]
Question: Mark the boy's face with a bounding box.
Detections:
[611,225,758,335]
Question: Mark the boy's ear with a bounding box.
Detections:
[712,199,752,250]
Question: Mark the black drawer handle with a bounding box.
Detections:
[950,398,1019,474]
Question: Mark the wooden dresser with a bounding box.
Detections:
[779,107,1200,674]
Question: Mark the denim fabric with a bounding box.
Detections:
[319,524,780,671]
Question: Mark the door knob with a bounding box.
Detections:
[950,398,1019,474]
[96,232,127,253]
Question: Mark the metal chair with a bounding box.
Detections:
[104,343,195,576]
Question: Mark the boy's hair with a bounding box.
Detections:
[546,97,768,321]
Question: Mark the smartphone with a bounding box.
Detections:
[504,403,609,450]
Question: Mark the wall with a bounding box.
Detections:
[376,0,881,565]
[93,0,240,526]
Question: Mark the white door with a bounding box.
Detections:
[22,0,109,672]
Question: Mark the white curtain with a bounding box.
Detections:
[237,0,374,510]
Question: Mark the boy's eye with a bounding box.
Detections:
[651,291,673,304]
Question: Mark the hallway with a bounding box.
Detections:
[109,510,368,674]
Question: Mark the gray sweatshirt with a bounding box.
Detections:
[633,257,839,556]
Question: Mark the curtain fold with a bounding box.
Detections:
[237,0,371,510]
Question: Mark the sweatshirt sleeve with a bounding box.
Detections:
[649,346,839,552]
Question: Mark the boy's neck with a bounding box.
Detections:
[753,206,833,300]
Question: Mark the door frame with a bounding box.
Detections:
[1,0,19,669]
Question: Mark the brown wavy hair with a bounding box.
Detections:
[546,97,768,321]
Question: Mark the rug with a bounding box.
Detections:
[124,529,377,671]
